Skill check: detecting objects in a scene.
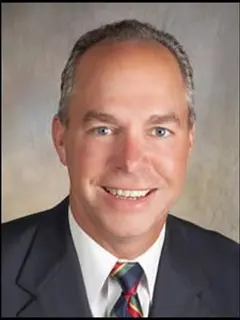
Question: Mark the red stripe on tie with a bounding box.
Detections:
[127,302,142,318]
[125,284,138,296]
[111,262,124,276]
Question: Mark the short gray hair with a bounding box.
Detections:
[58,19,196,127]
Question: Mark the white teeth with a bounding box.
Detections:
[105,188,150,198]
[118,190,123,196]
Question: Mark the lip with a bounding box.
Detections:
[100,186,158,212]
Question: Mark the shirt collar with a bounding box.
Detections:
[131,223,166,299]
[68,206,166,304]
[69,208,116,305]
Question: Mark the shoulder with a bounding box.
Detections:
[168,214,239,258]
[2,197,69,252]
[168,214,239,277]
[2,207,50,246]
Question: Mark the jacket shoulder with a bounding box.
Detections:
[2,197,69,248]
[169,214,239,263]
[3,208,51,247]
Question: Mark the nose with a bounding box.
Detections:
[113,134,147,173]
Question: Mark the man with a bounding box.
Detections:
[2,19,239,317]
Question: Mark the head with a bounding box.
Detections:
[52,19,196,253]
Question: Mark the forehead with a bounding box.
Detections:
[75,40,184,86]
[70,41,187,115]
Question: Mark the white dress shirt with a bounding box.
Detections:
[68,207,166,317]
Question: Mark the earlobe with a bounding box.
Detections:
[52,116,67,166]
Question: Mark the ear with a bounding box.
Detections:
[52,116,67,166]
[188,123,196,153]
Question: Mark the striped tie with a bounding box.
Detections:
[109,262,144,317]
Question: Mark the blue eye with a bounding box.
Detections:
[94,127,111,136]
[153,127,171,137]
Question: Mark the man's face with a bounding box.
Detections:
[53,41,195,244]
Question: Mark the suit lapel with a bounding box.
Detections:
[149,215,216,317]
[16,198,92,317]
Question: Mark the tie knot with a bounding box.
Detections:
[110,262,144,295]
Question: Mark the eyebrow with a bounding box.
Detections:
[147,112,181,127]
[82,111,119,125]
[82,110,181,127]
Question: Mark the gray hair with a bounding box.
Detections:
[58,19,196,127]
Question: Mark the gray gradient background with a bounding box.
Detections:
[2,3,239,242]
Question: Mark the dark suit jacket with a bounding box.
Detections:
[2,197,239,317]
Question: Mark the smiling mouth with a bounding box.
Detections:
[102,186,156,200]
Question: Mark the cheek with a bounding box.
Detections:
[152,139,190,180]
[67,137,111,176]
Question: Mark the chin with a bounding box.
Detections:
[109,229,146,240]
